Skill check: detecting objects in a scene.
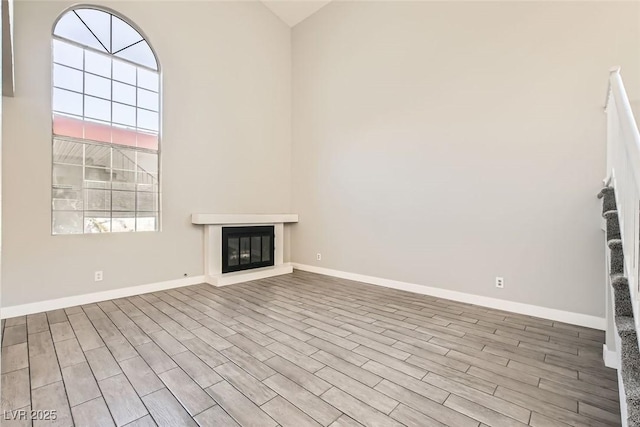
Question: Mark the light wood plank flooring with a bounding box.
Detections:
[0,270,620,426]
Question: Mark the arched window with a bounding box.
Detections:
[51,7,160,234]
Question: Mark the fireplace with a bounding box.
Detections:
[192,214,297,286]
[222,226,275,273]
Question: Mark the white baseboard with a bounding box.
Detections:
[1,263,606,331]
[0,275,206,319]
[206,264,293,287]
[292,263,606,330]
[603,344,619,369]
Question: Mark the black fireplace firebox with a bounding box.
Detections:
[222,226,275,273]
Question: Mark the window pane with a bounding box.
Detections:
[112,170,136,190]
[53,211,84,234]
[54,12,106,52]
[137,88,158,111]
[113,103,136,127]
[52,189,83,211]
[137,191,157,212]
[85,144,110,168]
[85,50,111,78]
[137,170,157,184]
[85,167,111,184]
[137,109,158,131]
[53,139,83,165]
[53,115,84,139]
[112,212,135,232]
[112,15,143,53]
[112,147,137,170]
[53,88,83,116]
[113,81,136,105]
[137,171,157,192]
[53,64,83,92]
[53,40,83,69]
[113,59,136,84]
[116,41,156,70]
[75,9,111,52]
[53,164,83,189]
[136,213,157,232]
[85,177,111,189]
[137,152,158,174]
[84,211,111,233]
[137,184,157,193]
[84,120,112,143]
[137,132,158,151]
[85,189,111,210]
[112,190,135,211]
[137,68,158,91]
[85,73,111,99]
[112,126,137,147]
[85,96,111,121]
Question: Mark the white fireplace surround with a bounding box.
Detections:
[191,214,299,286]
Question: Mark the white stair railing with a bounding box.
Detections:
[606,67,640,323]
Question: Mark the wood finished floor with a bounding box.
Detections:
[0,270,620,427]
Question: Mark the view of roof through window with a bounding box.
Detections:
[51,8,161,235]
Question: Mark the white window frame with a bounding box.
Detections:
[51,6,162,235]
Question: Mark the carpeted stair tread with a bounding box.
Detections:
[610,239,624,249]
[621,329,640,379]
[617,315,636,335]
[604,210,622,241]
[609,239,625,276]
[612,276,634,317]
[612,273,627,282]
[628,400,640,427]
[599,187,617,215]
[620,328,640,425]
[598,186,615,198]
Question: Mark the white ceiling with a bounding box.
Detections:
[261,0,332,27]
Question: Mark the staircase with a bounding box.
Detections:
[603,67,640,427]
[600,187,636,425]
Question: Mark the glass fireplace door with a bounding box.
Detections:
[222,226,274,273]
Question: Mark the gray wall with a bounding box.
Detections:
[2,0,292,306]
[290,1,640,317]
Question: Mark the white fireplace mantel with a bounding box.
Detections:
[192,213,298,225]
[191,213,298,287]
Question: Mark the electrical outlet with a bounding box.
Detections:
[316,253,322,261]
[95,271,103,282]
[496,276,504,288]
